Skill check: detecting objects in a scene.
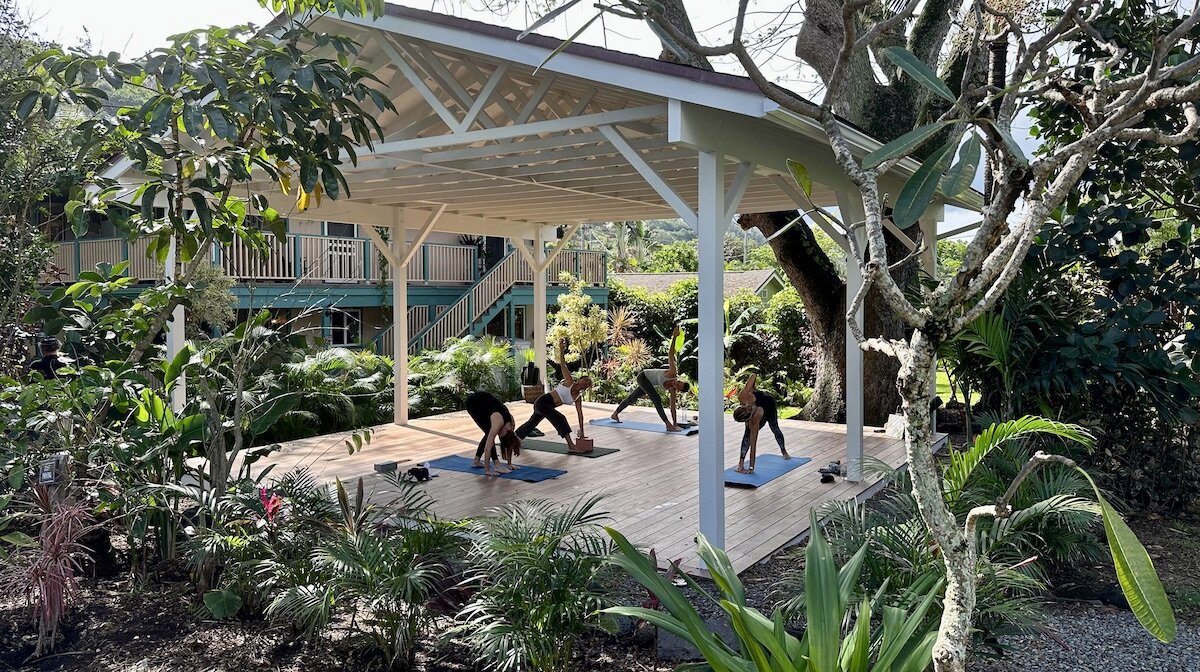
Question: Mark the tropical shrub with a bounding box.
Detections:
[606,515,942,672]
[0,486,94,656]
[606,279,675,351]
[765,287,815,388]
[268,346,393,441]
[451,496,614,672]
[191,470,463,668]
[547,273,608,372]
[408,335,517,417]
[781,416,1177,650]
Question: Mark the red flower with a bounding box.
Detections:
[259,487,283,524]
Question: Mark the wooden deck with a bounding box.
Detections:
[266,402,930,573]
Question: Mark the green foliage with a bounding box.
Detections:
[183,263,236,338]
[267,345,394,442]
[408,335,517,417]
[789,419,1107,649]
[203,588,242,619]
[642,240,698,272]
[195,469,462,667]
[765,287,815,388]
[935,239,966,281]
[605,518,941,672]
[1073,469,1176,643]
[452,496,614,672]
[547,273,607,373]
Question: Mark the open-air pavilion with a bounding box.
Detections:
[108,4,979,562]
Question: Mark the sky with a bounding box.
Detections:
[18,0,810,84]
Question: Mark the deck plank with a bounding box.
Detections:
[260,401,930,573]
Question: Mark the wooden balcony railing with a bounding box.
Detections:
[49,236,484,286]
[48,237,607,290]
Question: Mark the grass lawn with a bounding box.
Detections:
[937,369,980,404]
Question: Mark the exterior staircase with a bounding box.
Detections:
[408,249,532,354]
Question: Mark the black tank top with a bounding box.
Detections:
[466,391,513,425]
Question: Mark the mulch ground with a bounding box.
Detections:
[4,497,1197,670]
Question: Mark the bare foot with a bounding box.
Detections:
[472,459,484,468]
[494,464,512,474]
[666,424,682,432]
[507,463,520,470]
[781,451,792,460]
[735,465,748,474]
[610,413,622,423]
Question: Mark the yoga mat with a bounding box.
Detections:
[723,454,812,488]
[521,439,620,458]
[427,455,566,482]
[589,418,699,436]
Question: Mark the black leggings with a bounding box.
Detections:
[516,393,573,439]
[740,393,785,460]
[466,393,504,461]
[614,371,670,424]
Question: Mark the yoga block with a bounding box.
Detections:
[575,437,594,452]
[374,461,398,474]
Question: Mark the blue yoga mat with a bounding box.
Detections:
[589,418,699,436]
[724,454,812,488]
[427,455,566,482]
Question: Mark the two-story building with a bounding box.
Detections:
[44,216,607,355]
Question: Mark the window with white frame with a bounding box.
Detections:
[329,308,361,346]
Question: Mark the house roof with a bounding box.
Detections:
[108,4,981,241]
[612,269,781,296]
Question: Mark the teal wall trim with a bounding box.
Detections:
[64,282,606,313]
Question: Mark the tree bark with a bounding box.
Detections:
[738,211,914,425]
[898,329,974,672]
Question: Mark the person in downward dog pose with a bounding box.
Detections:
[732,373,790,474]
[516,340,593,452]
[611,324,690,431]
[466,390,522,476]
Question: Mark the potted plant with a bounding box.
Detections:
[521,348,542,403]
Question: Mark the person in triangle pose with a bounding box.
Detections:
[610,324,691,431]
[732,373,791,474]
[516,339,593,453]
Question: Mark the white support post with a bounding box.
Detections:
[837,193,867,483]
[391,212,410,425]
[697,149,726,549]
[164,236,186,412]
[533,228,549,392]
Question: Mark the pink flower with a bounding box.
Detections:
[259,487,283,524]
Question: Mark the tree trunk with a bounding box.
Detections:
[898,329,975,672]
[738,211,913,425]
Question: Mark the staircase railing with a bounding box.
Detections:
[372,306,430,357]
[409,249,525,354]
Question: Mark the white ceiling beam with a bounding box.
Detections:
[882,218,918,251]
[456,62,509,133]
[938,220,983,240]
[768,174,849,252]
[401,204,447,267]
[542,222,584,270]
[359,104,667,157]
[724,161,754,222]
[599,124,696,228]
[397,39,510,130]
[513,73,556,126]
[362,224,402,267]
[374,30,460,131]
[348,151,695,197]
[347,139,682,184]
